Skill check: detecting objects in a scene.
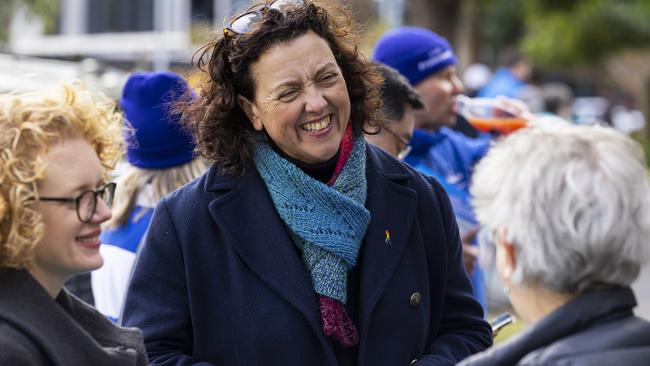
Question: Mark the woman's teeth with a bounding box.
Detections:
[77,236,98,244]
[301,116,330,132]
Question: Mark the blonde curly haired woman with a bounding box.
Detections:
[0,83,147,365]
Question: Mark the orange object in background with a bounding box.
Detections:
[467,117,527,135]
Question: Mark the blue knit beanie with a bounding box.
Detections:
[121,71,195,169]
[372,27,457,86]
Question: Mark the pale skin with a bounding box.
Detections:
[413,65,464,131]
[238,30,352,164]
[365,104,415,158]
[496,228,575,324]
[28,136,112,298]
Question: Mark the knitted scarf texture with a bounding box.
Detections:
[253,126,370,347]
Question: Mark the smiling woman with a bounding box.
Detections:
[238,31,352,164]
[121,1,492,365]
[0,83,148,365]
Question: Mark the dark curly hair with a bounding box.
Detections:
[178,0,382,176]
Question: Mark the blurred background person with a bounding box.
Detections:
[540,81,574,120]
[462,63,493,98]
[461,120,650,365]
[477,49,533,100]
[91,71,208,322]
[373,26,490,311]
[0,83,147,365]
[122,1,491,364]
[372,27,491,194]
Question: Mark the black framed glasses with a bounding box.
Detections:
[223,0,305,36]
[40,182,116,223]
[382,126,412,160]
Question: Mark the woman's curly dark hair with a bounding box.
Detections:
[178,0,382,176]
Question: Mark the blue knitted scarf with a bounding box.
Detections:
[253,136,370,303]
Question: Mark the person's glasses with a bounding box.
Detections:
[224,0,305,36]
[40,182,116,223]
[382,126,412,160]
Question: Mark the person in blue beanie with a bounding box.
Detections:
[91,71,208,322]
[373,27,491,312]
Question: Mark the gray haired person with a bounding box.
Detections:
[460,119,650,365]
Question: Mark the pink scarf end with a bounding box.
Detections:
[319,294,359,347]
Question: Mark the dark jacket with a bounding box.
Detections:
[0,268,147,365]
[122,145,491,365]
[459,287,650,366]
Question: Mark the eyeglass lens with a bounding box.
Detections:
[77,184,115,223]
[269,0,304,11]
[230,12,262,34]
[77,191,97,222]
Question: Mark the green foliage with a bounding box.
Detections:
[478,0,525,64]
[633,132,650,168]
[521,0,650,67]
[478,0,650,67]
[0,0,58,44]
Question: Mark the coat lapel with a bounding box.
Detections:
[205,165,331,350]
[358,147,418,340]
[0,269,143,365]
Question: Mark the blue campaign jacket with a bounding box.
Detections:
[405,128,490,193]
[121,144,491,366]
[477,67,527,99]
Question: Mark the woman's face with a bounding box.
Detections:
[31,136,111,289]
[241,30,351,164]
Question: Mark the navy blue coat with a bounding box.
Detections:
[122,145,491,365]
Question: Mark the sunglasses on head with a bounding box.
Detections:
[223,0,305,36]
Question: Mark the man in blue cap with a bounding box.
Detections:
[373,27,489,311]
[373,27,490,192]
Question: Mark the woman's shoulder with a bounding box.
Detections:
[56,291,148,364]
[522,315,650,365]
[0,321,49,365]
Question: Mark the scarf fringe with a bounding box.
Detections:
[319,294,359,347]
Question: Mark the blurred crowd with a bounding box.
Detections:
[1,0,649,365]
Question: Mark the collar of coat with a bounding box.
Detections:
[460,286,646,366]
[0,268,147,365]
[203,144,420,357]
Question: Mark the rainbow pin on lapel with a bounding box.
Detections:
[385,229,391,246]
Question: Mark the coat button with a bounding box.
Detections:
[409,292,421,307]
[410,358,419,365]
